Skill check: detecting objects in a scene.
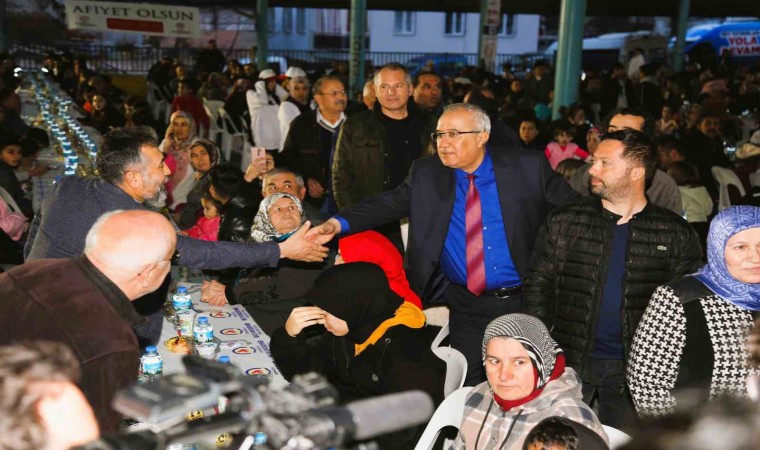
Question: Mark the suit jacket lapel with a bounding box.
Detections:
[431,161,456,254]
[492,149,518,251]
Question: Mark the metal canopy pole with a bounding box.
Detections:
[672,0,690,71]
[256,0,269,71]
[349,0,367,99]
[551,0,587,119]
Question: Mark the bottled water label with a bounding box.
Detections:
[172,293,192,311]
[141,355,162,375]
[194,325,213,343]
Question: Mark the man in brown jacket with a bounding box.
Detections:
[0,209,176,433]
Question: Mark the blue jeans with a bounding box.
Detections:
[581,358,636,432]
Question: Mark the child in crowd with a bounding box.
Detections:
[522,416,608,450]
[182,193,222,241]
[544,120,589,170]
[668,161,713,254]
[0,136,32,218]
[656,104,680,136]
[555,158,586,182]
[519,117,546,151]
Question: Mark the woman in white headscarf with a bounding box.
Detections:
[159,111,199,209]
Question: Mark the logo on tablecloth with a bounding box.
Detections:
[220,328,243,335]
[209,311,232,318]
[245,367,271,376]
[233,347,256,355]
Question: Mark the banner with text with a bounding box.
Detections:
[65,0,201,38]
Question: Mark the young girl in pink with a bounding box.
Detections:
[544,119,589,170]
[182,193,222,241]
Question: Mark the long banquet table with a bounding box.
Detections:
[158,281,287,389]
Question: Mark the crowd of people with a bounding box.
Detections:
[0,40,758,450]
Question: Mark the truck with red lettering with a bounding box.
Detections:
[676,21,760,66]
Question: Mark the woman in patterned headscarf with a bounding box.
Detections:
[628,206,760,417]
[453,314,607,450]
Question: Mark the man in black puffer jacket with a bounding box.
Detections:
[524,129,702,431]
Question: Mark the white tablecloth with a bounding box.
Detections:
[159,282,287,389]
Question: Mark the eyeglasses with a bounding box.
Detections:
[431,130,483,141]
[316,90,347,97]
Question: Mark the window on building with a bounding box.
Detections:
[394,11,415,35]
[445,12,466,36]
[296,8,306,34]
[283,8,293,34]
[268,8,276,33]
[498,14,516,37]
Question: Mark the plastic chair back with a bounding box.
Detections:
[413,386,472,450]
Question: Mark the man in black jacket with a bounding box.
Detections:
[279,75,347,215]
[332,63,436,250]
[524,129,702,431]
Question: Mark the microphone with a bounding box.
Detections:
[293,390,435,446]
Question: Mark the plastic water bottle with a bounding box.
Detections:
[216,356,232,414]
[194,317,213,343]
[172,286,192,311]
[140,346,163,382]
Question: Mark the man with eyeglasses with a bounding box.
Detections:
[331,62,436,250]
[280,75,347,216]
[308,103,578,385]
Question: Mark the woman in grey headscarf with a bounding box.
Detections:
[453,314,607,450]
[250,193,304,243]
[201,192,333,335]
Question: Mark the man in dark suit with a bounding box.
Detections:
[307,103,578,385]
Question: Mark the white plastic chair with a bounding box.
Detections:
[413,386,472,450]
[218,107,250,163]
[202,101,224,146]
[749,171,760,188]
[430,323,467,397]
[602,425,632,450]
[712,166,746,211]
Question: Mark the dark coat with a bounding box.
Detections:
[217,193,258,244]
[523,197,703,379]
[339,147,579,305]
[271,324,445,450]
[332,102,436,211]
[280,110,332,188]
[227,253,334,336]
[0,256,142,433]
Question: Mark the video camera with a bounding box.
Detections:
[75,355,434,450]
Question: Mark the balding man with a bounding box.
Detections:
[0,210,176,433]
[309,103,578,385]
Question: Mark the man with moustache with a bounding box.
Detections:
[413,71,444,117]
[280,75,347,215]
[523,129,702,430]
[308,103,578,385]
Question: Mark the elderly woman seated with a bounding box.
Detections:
[270,262,445,450]
[628,205,760,417]
[452,314,608,450]
[201,193,332,335]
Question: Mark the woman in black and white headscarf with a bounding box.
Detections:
[453,314,608,450]
[201,192,332,335]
